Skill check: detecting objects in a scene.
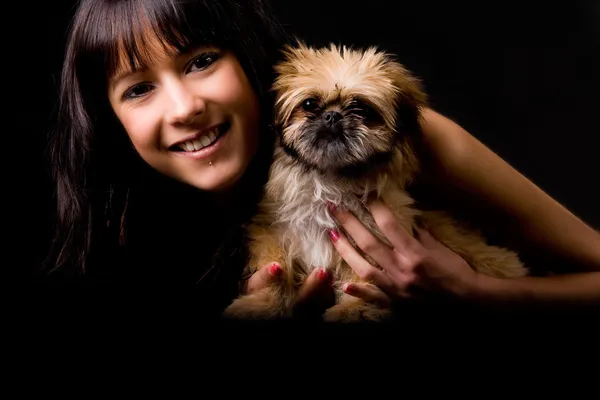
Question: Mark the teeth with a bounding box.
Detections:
[192,140,202,151]
[177,127,222,152]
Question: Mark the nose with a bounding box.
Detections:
[164,79,205,125]
[323,111,343,125]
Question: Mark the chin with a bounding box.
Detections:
[222,41,529,322]
[188,166,242,192]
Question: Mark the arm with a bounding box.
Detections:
[328,200,600,309]
[417,108,600,272]
[327,109,599,308]
[469,272,600,306]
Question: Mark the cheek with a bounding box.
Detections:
[117,108,160,153]
[207,59,259,122]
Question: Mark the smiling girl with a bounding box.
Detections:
[45,0,600,317]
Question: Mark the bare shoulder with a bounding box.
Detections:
[419,108,463,136]
[417,108,473,167]
[416,109,600,272]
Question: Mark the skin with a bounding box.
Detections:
[418,109,600,273]
[107,40,332,307]
[251,109,600,311]
[106,37,599,310]
[241,262,336,315]
[108,44,261,192]
[330,110,600,309]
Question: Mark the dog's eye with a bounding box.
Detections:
[302,98,320,112]
[347,100,375,119]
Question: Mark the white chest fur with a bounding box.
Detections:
[265,150,386,272]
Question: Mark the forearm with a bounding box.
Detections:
[466,272,600,307]
[419,108,600,271]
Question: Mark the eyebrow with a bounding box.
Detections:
[110,44,211,88]
[111,66,148,88]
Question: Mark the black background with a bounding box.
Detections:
[25,1,600,275]
[269,0,600,226]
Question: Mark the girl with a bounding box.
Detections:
[45,0,600,317]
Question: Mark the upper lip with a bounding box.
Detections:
[169,123,223,149]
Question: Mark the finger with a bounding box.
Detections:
[328,228,394,291]
[415,227,442,249]
[342,282,391,308]
[294,268,336,318]
[297,267,333,304]
[245,262,283,294]
[368,199,419,253]
[328,205,397,268]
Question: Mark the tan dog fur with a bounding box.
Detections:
[223,42,528,321]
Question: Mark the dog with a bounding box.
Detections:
[223,41,528,321]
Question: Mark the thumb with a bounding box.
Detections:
[244,262,283,294]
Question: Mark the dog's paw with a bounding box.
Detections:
[323,301,391,323]
[222,289,289,320]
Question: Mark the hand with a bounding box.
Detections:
[240,262,336,317]
[328,199,478,304]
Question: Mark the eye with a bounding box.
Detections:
[187,51,221,73]
[346,99,376,119]
[301,98,321,112]
[122,82,154,101]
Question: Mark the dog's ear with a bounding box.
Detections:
[385,59,428,136]
[386,59,428,110]
[271,41,315,130]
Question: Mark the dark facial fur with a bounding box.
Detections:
[273,42,427,178]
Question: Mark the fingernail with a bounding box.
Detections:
[342,283,354,293]
[326,201,337,213]
[317,268,329,281]
[269,263,282,276]
[328,229,340,242]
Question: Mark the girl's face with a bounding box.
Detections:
[108,41,261,192]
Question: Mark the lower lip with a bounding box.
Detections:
[171,123,230,160]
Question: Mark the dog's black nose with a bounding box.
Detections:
[323,111,343,125]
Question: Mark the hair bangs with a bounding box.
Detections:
[49,0,288,273]
[73,0,233,86]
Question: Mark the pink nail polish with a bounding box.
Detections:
[343,283,354,293]
[328,229,340,242]
[326,201,337,213]
[317,268,329,281]
[269,263,282,276]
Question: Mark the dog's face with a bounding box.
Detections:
[272,42,427,176]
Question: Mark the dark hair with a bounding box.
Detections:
[46,0,289,275]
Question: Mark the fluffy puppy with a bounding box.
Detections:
[223,42,528,321]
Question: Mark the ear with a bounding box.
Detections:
[387,60,428,109]
[385,59,428,136]
[272,40,317,130]
[381,60,426,182]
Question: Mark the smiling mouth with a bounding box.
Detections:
[169,122,230,152]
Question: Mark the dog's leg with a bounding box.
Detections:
[420,210,528,278]
[221,223,297,320]
[222,284,294,320]
[323,289,391,322]
[322,264,391,322]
